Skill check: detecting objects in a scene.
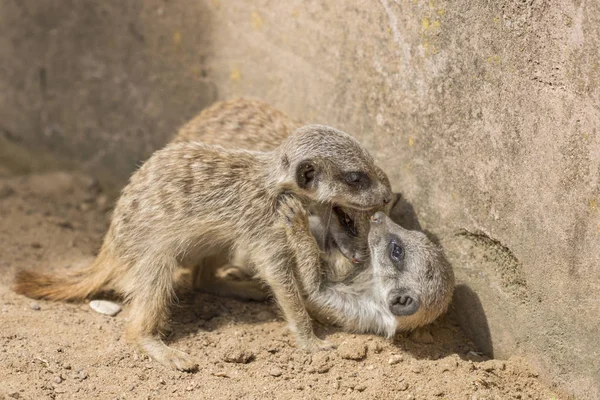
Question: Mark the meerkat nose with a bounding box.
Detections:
[382,195,391,205]
[370,211,385,224]
[389,289,420,316]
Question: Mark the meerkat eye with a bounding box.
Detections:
[344,171,371,189]
[389,242,404,263]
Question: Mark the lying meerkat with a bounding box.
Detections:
[278,196,455,336]
[174,98,454,334]
[14,124,392,371]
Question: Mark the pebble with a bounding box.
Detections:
[368,341,383,354]
[89,300,121,316]
[54,376,63,384]
[310,352,331,373]
[355,384,367,392]
[398,382,409,391]
[29,303,41,311]
[222,348,255,364]
[269,367,283,377]
[8,392,21,399]
[439,357,459,372]
[338,340,367,361]
[74,369,88,380]
[388,354,404,365]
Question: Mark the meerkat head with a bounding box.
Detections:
[276,124,392,211]
[368,212,455,331]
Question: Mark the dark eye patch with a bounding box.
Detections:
[387,234,405,265]
[343,171,371,189]
[390,243,404,262]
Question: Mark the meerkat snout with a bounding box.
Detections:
[388,288,420,316]
[370,211,386,223]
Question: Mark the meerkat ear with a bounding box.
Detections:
[295,160,318,189]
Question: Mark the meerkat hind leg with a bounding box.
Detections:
[192,259,268,302]
[200,264,268,302]
[124,257,198,372]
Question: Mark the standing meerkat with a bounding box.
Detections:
[174,98,454,334]
[14,124,392,371]
[175,98,389,268]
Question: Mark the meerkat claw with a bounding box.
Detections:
[300,336,336,352]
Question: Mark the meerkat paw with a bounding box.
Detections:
[139,338,198,372]
[300,336,337,352]
[154,347,198,372]
[217,265,255,281]
[277,194,309,231]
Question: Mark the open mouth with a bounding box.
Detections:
[329,206,364,263]
[333,206,357,237]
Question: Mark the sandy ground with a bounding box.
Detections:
[0,171,563,400]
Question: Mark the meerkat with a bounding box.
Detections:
[174,99,389,274]
[14,124,392,371]
[174,98,454,334]
[277,196,455,337]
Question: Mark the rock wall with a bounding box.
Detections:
[1,1,598,397]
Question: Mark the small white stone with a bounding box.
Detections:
[89,300,121,316]
[388,354,404,365]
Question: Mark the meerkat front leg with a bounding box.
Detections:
[276,195,327,296]
[248,232,334,352]
[276,196,388,333]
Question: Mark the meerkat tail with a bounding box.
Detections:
[13,249,116,302]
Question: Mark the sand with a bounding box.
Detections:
[0,171,563,399]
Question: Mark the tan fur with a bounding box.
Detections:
[13,114,391,371]
[175,98,454,335]
[174,98,300,151]
[174,99,389,277]
[14,244,120,302]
